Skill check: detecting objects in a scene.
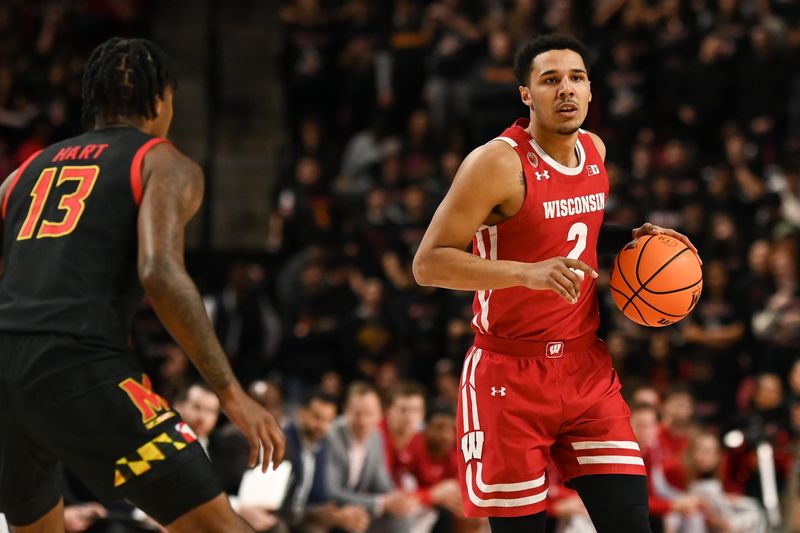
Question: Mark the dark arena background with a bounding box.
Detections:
[1,0,799,532]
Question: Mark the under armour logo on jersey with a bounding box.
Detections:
[491,386,507,396]
[587,164,600,176]
[546,342,564,358]
[535,170,550,181]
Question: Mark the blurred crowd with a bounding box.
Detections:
[3,0,800,532]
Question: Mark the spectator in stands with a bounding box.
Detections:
[381,382,427,488]
[204,262,282,385]
[326,382,416,532]
[751,241,800,375]
[249,379,288,428]
[423,0,482,148]
[659,386,697,463]
[464,30,519,147]
[281,389,370,533]
[669,432,767,533]
[380,383,461,531]
[629,384,662,411]
[679,259,745,421]
[630,403,703,532]
[414,407,462,531]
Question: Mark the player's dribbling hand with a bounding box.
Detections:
[220,387,286,472]
[523,257,598,304]
[632,223,702,264]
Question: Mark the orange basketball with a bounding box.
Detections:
[609,234,703,327]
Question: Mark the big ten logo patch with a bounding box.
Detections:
[114,422,196,487]
[118,374,175,429]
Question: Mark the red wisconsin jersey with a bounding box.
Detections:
[471,118,609,342]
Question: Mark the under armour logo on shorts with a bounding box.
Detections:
[491,386,506,396]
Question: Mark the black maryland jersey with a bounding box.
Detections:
[0,126,167,347]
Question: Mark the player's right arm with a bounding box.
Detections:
[412,142,596,303]
[137,143,284,471]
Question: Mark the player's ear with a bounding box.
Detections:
[588,80,592,103]
[519,86,533,110]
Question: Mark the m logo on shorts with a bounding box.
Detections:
[546,342,564,358]
[461,431,485,462]
[119,375,174,429]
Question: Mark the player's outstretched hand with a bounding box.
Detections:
[632,222,702,264]
[220,387,286,472]
[523,257,598,304]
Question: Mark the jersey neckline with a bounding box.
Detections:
[513,118,586,176]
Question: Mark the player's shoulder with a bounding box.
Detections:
[140,141,203,194]
[144,141,201,175]
[580,129,606,161]
[460,139,522,178]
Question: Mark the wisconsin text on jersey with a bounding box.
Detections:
[543,192,606,220]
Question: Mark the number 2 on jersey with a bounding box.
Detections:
[566,222,588,260]
[17,166,100,240]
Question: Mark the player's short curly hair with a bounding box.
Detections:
[513,34,592,86]
[81,37,177,124]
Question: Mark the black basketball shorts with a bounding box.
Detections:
[0,332,222,526]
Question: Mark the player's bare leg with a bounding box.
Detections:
[165,493,254,533]
[7,498,64,533]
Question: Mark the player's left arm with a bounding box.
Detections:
[586,131,701,262]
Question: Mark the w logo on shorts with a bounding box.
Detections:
[461,431,485,461]
[546,342,564,358]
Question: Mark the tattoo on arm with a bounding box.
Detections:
[139,152,235,393]
[151,266,234,390]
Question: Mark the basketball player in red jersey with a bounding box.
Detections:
[413,35,699,533]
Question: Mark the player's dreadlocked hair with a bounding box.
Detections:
[81,37,176,125]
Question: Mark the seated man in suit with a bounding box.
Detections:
[281,389,370,533]
[326,382,417,533]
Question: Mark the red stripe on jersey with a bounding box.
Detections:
[2,149,44,220]
[130,138,170,206]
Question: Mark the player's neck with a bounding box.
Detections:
[527,121,580,168]
[94,116,153,135]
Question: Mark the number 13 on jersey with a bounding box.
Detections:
[17,165,100,241]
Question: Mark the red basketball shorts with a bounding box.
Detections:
[456,333,646,518]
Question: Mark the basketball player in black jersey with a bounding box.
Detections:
[0,38,284,532]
